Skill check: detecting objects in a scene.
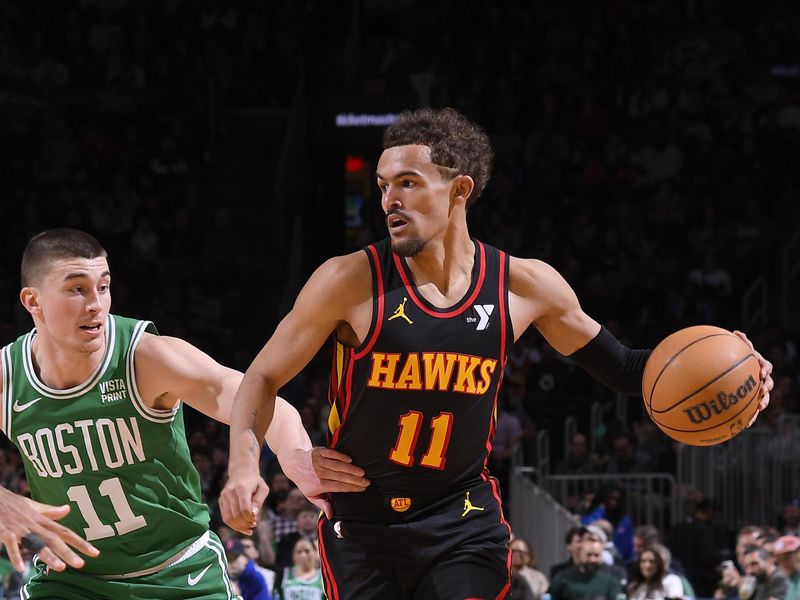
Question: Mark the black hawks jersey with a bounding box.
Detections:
[327,238,513,507]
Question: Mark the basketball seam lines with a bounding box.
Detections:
[646,333,736,414]
[650,353,758,413]
[653,379,762,433]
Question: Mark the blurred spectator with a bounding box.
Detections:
[669,498,731,598]
[782,502,800,537]
[743,545,788,600]
[605,431,655,475]
[511,537,549,599]
[225,537,271,600]
[582,482,635,561]
[774,536,800,600]
[273,503,319,592]
[549,538,624,600]
[556,432,601,475]
[551,526,589,580]
[240,537,276,595]
[626,546,684,600]
[279,537,324,600]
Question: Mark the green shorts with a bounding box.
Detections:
[21,532,240,600]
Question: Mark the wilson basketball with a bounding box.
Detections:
[642,325,762,446]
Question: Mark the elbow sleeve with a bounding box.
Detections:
[568,327,651,397]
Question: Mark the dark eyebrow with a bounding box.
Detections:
[62,270,111,282]
[376,170,423,181]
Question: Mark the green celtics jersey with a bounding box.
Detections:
[280,567,324,600]
[0,315,209,577]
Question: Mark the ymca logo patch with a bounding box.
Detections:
[464,304,494,331]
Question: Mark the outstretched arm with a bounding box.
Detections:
[221,253,374,534]
[508,257,772,411]
[134,331,368,525]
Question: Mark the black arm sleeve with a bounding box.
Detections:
[567,326,651,397]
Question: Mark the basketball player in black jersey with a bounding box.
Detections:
[221,108,774,599]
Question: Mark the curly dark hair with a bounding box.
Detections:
[383,108,493,208]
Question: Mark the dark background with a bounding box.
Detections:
[1,0,799,535]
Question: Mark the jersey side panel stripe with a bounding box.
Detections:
[353,244,385,360]
[1,345,11,437]
[126,320,176,423]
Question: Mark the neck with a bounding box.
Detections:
[404,225,474,299]
[31,331,106,389]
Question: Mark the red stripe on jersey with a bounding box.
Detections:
[330,350,355,449]
[317,518,340,600]
[354,244,385,360]
[488,476,513,599]
[483,251,509,473]
[393,241,487,318]
[498,251,508,365]
[331,244,383,448]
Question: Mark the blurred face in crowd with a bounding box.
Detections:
[777,551,800,577]
[639,550,658,581]
[737,531,763,568]
[570,434,588,460]
[613,437,634,463]
[292,539,316,572]
[377,145,467,257]
[744,549,774,582]
[784,503,800,528]
[579,540,604,573]
[297,509,318,535]
[567,532,584,562]
[633,535,646,558]
[511,539,532,570]
[270,472,291,493]
[241,538,259,561]
[286,488,306,516]
[226,553,247,578]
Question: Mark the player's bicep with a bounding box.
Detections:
[135,334,242,419]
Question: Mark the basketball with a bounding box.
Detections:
[642,325,762,446]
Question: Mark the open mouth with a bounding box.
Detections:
[80,323,102,333]
[387,214,408,229]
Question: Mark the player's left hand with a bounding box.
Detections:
[279,447,370,519]
[733,331,773,426]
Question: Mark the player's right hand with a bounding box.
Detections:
[219,471,270,535]
[0,486,99,573]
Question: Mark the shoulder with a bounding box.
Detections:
[131,332,200,376]
[508,256,574,301]
[298,250,373,308]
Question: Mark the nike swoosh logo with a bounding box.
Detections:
[13,397,42,413]
[187,564,212,587]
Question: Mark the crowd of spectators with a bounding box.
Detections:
[2,0,800,598]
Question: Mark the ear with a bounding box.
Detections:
[450,175,475,207]
[20,287,41,317]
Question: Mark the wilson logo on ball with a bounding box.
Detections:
[683,374,758,424]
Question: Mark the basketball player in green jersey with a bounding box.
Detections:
[0,229,369,600]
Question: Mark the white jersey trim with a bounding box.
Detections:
[21,315,117,399]
[96,530,210,579]
[126,320,178,424]
[1,345,12,438]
